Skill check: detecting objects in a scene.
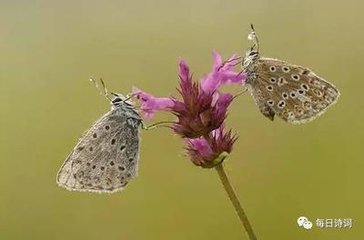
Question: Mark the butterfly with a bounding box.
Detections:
[242,25,340,124]
[56,79,142,193]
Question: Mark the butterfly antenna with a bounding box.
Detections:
[123,92,138,103]
[249,24,260,53]
[89,77,112,101]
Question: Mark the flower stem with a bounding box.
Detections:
[215,164,257,240]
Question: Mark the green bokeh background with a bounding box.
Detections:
[1,1,363,239]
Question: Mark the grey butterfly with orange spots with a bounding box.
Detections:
[242,25,340,124]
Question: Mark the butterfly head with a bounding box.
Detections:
[242,49,259,70]
[111,93,134,109]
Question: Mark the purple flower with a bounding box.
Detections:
[133,51,245,138]
[185,126,238,168]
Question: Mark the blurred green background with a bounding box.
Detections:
[1,0,363,239]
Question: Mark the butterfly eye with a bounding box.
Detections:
[249,51,258,56]
[112,97,122,104]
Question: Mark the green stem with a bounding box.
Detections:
[215,164,257,240]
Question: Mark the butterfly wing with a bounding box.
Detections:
[248,57,340,124]
[56,108,142,193]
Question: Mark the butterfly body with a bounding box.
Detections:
[243,28,340,124]
[57,96,142,193]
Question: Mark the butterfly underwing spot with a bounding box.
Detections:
[277,77,287,86]
[270,77,277,83]
[267,99,274,106]
[277,100,286,109]
[291,74,300,81]
[301,83,310,91]
[269,66,277,72]
[297,89,305,95]
[266,85,274,91]
[288,112,295,119]
[301,69,310,75]
[282,92,289,99]
[282,66,290,73]
[118,175,125,183]
[290,91,297,98]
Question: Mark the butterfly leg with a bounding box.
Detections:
[141,121,174,130]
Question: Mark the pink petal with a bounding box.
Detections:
[220,70,247,85]
[214,92,233,110]
[212,50,223,70]
[132,87,175,120]
[178,59,190,83]
[187,138,213,159]
[201,72,220,93]
[201,51,246,93]
[213,92,233,118]
[200,51,223,93]
[220,54,240,70]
